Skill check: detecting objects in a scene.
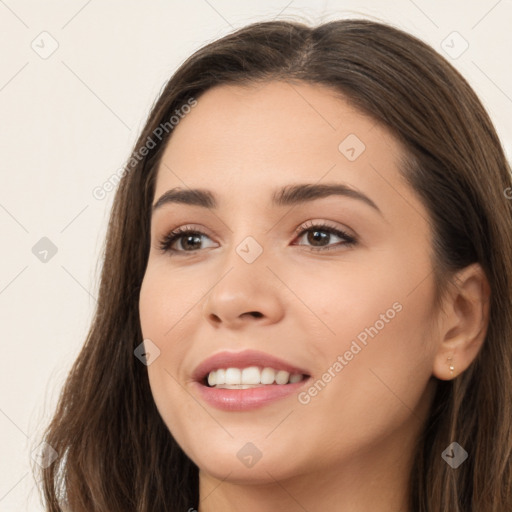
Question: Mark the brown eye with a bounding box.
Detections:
[158,228,217,254]
[293,222,357,251]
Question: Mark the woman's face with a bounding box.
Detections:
[139,81,440,484]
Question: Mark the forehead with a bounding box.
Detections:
[158,80,383,172]
[153,80,422,223]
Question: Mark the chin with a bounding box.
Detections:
[183,439,304,485]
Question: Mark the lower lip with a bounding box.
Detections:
[193,378,310,411]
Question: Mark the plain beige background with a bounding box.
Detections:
[1,1,511,509]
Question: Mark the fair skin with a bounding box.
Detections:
[139,80,489,512]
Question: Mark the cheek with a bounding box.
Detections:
[288,251,437,418]
[284,255,405,350]
[290,303,435,471]
[138,267,207,444]
[287,242,435,351]
[138,267,189,385]
[139,271,179,408]
[139,264,205,339]
[139,261,170,331]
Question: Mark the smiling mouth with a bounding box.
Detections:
[202,366,310,389]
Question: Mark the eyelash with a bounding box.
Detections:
[157,221,357,256]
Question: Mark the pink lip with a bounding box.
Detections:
[191,349,311,411]
[193,378,310,411]
[192,349,310,382]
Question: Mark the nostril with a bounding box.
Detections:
[249,311,263,318]
[208,313,221,323]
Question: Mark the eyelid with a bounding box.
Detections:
[292,219,355,239]
[157,223,217,241]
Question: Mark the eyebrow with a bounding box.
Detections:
[152,183,382,216]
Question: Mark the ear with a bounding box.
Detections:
[432,263,491,381]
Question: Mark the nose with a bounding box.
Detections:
[200,249,285,329]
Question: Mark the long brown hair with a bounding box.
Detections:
[35,18,512,511]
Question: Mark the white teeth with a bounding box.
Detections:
[206,366,305,387]
[215,384,263,389]
[275,370,290,385]
[241,366,261,384]
[225,368,241,385]
[289,373,303,383]
[261,367,276,384]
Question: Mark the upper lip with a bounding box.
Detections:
[192,349,311,383]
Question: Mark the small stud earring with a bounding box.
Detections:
[447,355,455,375]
